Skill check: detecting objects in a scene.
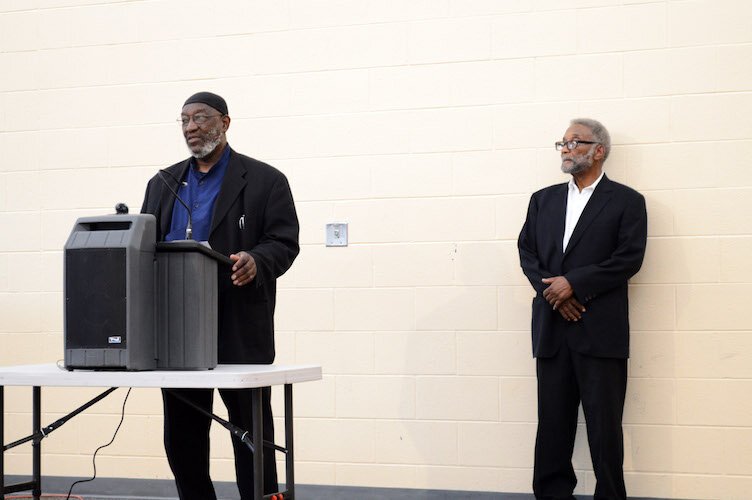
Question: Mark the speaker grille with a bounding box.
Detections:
[65,248,127,349]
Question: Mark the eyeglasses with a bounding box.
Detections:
[555,140,599,151]
[177,113,223,126]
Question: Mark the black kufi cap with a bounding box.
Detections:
[183,91,228,115]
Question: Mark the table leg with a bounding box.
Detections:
[251,388,263,500]
[32,387,41,500]
[284,384,294,499]
[1,385,5,499]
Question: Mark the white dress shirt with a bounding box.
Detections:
[562,171,605,251]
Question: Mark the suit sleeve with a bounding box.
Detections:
[518,192,552,296]
[140,177,157,215]
[248,173,300,286]
[564,193,647,301]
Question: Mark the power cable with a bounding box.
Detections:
[65,388,132,500]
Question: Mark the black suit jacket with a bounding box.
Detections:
[141,147,300,364]
[518,175,647,359]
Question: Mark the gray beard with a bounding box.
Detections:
[561,158,589,175]
[190,135,223,159]
[561,148,594,174]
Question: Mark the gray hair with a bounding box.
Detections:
[570,118,611,160]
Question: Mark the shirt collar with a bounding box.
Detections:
[188,144,231,176]
[568,170,605,194]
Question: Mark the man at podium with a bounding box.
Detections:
[141,92,300,499]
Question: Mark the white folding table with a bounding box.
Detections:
[0,363,322,500]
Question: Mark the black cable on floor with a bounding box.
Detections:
[65,387,132,500]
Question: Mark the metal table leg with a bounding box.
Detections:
[251,388,263,500]
[2,387,116,498]
[1,385,5,499]
[285,383,294,499]
[32,387,41,500]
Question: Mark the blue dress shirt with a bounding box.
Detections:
[165,145,231,242]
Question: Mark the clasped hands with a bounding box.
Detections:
[542,276,586,322]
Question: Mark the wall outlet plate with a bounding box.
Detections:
[326,223,348,247]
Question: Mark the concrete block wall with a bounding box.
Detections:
[1,0,751,497]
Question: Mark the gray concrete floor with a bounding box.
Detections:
[4,475,679,500]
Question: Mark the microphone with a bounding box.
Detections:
[156,169,193,240]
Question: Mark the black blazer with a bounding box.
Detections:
[518,175,647,359]
[141,147,300,364]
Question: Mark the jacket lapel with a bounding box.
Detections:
[210,149,247,236]
[159,160,191,239]
[563,174,613,258]
[552,184,567,256]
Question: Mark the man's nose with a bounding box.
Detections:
[184,119,199,132]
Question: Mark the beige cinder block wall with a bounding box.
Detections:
[1,1,751,498]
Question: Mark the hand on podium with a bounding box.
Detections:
[230,251,257,286]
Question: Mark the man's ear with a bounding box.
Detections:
[222,115,231,133]
[594,143,606,161]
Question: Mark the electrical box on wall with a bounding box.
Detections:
[326,223,348,247]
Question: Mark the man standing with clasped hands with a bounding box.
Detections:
[518,118,647,499]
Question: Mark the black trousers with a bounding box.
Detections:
[162,387,278,500]
[533,340,627,500]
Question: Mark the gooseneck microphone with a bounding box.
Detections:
[157,169,193,240]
